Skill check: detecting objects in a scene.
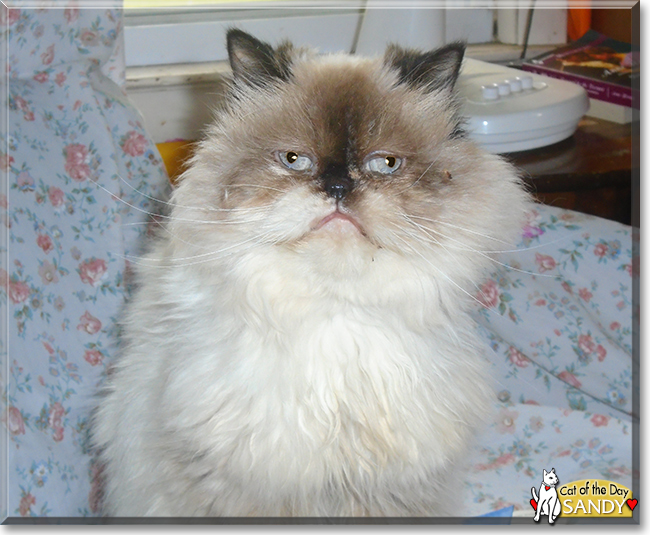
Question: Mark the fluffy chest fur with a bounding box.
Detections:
[110,247,488,516]
[93,29,530,517]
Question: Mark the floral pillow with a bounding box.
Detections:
[2,7,169,517]
[472,206,633,420]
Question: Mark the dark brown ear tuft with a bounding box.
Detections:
[384,42,466,92]
[226,28,293,85]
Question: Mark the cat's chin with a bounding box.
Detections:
[290,211,378,277]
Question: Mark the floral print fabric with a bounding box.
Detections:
[464,207,636,516]
[1,6,169,518]
[0,6,635,520]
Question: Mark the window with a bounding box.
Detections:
[123,1,514,68]
[122,1,568,143]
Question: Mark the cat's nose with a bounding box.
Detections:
[322,175,354,201]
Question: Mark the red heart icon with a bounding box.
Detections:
[626,499,637,511]
[530,498,538,511]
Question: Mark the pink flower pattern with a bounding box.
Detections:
[64,7,79,23]
[508,346,529,367]
[2,9,22,26]
[578,333,597,355]
[37,233,54,254]
[8,279,31,304]
[578,287,593,302]
[4,8,169,518]
[120,130,149,157]
[477,278,499,308]
[6,406,26,435]
[19,493,36,517]
[41,44,55,65]
[48,402,66,442]
[48,186,65,207]
[594,243,608,258]
[78,258,107,287]
[467,205,633,515]
[3,8,632,520]
[590,414,610,427]
[77,311,102,334]
[1,152,15,171]
[535,253,557,273]
[38,259,59,285]
[495,408,519,434]
[63,143,91,181]
[558,370,582,389]
[83,349,103,366]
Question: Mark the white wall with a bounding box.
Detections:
[124,4,511,67]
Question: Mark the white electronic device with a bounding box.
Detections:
[458,58,590,154]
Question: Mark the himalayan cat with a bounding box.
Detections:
[93,29,530,517]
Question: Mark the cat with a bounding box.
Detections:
[93,29,530,517]
[531,468,562,523]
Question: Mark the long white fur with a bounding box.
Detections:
[94,52,529,517]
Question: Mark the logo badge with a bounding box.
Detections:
[530,472,635,520]
[531,468,562,523]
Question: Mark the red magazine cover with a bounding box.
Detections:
[522,29,639,109]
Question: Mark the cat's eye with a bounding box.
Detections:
[365,154,402,175]
[278,151,313,171]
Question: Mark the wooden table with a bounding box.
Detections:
[505,116,639,227]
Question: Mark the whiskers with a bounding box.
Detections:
[399,157,440,193]
[223,184,288,194]
[400,212,566,276]
[117,208,299,270]
[388,227,492,312]
[89,174,290,232]
[406,213,514,248]
[115,229,280,270]
[86,173,296,269]
[386,210,573,320]
[401,214,556,280]
[111,172,282,215]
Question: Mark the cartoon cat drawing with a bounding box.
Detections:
[531,468,562,523]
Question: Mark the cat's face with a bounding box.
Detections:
[543,469,559,485]
[171,30,527,285]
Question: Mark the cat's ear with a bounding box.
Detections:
[384,42,465,93]
[226,29,293,85]
[544,469,548,476]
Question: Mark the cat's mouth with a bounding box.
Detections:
[312,209,366,237]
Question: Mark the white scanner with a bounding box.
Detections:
[459,58,590,154]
